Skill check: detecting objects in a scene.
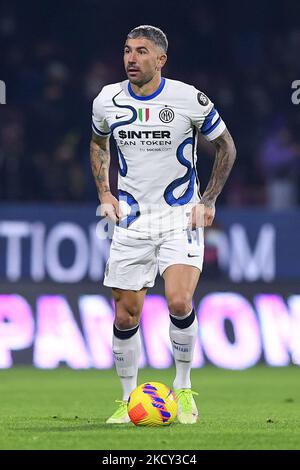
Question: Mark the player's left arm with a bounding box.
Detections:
[191,127,236,228]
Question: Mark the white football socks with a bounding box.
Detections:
[113,324,141,401]
[169,308,198,390]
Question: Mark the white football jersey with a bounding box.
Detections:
[92,77,226,235]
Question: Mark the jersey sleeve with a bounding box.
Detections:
[92,89,112,137]
[189,88,226,141]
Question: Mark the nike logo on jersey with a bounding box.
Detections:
[115,114,127,119]
[187,254,200,257]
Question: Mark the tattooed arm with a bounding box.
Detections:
[190,128,236,227]
[90,132,120,223]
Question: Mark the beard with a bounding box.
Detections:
[126,69,155,87]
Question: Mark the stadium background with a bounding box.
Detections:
[0,0,300,450]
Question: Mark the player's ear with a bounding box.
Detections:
[158,54,167,70]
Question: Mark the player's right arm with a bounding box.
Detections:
[91,89,120,223]
[90,132,120,223]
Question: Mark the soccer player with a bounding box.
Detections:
[90,25,236,424]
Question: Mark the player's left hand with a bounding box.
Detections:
[189,202,215,228]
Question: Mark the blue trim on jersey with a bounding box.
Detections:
[202,116,221,136]
[200,107,217,133]
[201,107,222,136]
[118,190,141,228]
[110,90,138,132]
[92,122,111,136]
[128,77,166,101]
[117,146,128,177]
[163,137,195,206]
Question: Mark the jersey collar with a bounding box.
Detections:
[128,77,166,101]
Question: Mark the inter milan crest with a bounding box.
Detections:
[159,107,175,123]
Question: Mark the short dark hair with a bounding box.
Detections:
[127,25,168,53]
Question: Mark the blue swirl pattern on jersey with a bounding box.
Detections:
[163,137,195,206]
[118,189,141,228]
[117,146,127,177]
[111,90,138,132]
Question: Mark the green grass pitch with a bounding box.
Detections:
[0,366,299,450]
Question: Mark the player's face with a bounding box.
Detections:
[124,38,166,86]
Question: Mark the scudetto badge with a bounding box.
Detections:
[197,92,209,106]
[159,107,175,123]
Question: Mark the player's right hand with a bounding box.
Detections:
[99,193,120,224]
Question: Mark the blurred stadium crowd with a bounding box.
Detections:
[1,0,300,207]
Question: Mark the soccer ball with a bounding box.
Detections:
[127,382,178,426]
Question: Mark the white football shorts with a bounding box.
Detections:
[103,226,204,291]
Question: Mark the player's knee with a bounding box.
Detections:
[115,313,139,330]
[167,294,191,316]
[121,300,141,318]
[115,303,141,329]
